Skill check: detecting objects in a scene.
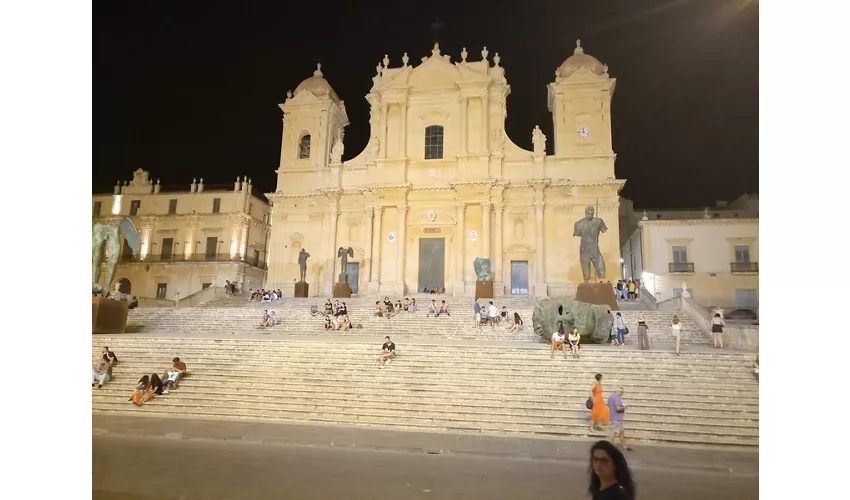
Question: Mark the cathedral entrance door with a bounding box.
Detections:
[346,262,359,294]
[418,238,445,292]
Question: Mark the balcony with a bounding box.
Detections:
[120,252,267,270]
[668,262,695,273]
[731,261,759,273]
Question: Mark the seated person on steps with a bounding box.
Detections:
[92,358,112,389]
[436,300,450,317]
[551,326,567,359]
[162,357,188,390]
[426,300,438,317]
[376,336,396,367]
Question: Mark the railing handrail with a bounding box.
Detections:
[120,252,267,270]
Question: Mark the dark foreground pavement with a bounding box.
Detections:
[92,415,758,500]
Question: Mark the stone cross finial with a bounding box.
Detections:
[481,46,489,61]
[461,47,468,62]
[431,43,441,56]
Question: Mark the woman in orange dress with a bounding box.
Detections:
[589,373,610,433]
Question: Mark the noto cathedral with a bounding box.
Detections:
[266,40,624,298]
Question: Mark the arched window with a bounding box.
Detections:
[298,134,311,159]
[424,125,444,160]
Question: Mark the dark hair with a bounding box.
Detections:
[514,312,521,323]
[489,301,493,305]
[172,357,180,363]
[138,375,150,387]
[103,346,109,350]
[588,440,635,500]
[385,336,390,340]
[616,312,622,317]
[150,373,162,387]
[714,313,721,318]
[595,373,602,381]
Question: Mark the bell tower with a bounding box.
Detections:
[277,64,349,189]
[547,40,616,157]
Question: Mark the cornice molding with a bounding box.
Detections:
[639,218,759,227]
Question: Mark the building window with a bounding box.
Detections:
[156,283,168,299]
[129,200,141,216]
[734,245,751,263]
[298,134,311,159]
[424,125,444,160]
[160,238,174,259]
[672,246,688,263]
[93,201,102,216]
[168,199,178,215]
[212,198,221,214]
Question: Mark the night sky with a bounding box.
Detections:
[93,0,757,209]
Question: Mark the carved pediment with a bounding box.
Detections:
[407,56,462,91]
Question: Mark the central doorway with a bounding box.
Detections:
[418,238,445,292]
[346,262,360,294]
[510,261,529,295]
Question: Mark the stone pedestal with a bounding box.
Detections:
[475,281,494,300]
[575,283,619,311]
[294,281,309,298]
[333,282,352,298]
[92,297,129,334]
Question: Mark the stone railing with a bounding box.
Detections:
[679,296,759,352]
[638,289,659,310]
[176,285,229,307]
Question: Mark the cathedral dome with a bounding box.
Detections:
[556,40,606,79]
[294,64,339,100]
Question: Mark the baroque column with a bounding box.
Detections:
[379,104,388,159]
[399,102,408,158]
[324,203,340,294]
[533,199,547,297]
[454,202,466,296]
[364,205,375,283]
[481,201,491,260]
[480,94,489,154]
[493,203,504,295]
[395,203,408,289]
[459,97,468,154]
[368,205,383,294]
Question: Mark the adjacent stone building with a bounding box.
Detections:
[620,195,759,308]
[92,169,271,299]
[266,41,625,297]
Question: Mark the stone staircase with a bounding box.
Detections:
[90,337,758,448]
[129,295,710,345]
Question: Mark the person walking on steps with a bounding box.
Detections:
[711,313,725,348]
[636,312,649,350]
[671,315,682,355]
[614,313,626,346]
[589,373,610,434]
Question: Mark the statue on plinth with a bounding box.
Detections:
[473,258,492,282]
[92,217,140,297]
[331,138,344,164]
[297,248,310,282]
[337,246,354,282]
[573,206,608,283]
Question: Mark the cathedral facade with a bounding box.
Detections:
[266,41,624,297]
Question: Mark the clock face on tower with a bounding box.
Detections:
[577,127,590,139]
